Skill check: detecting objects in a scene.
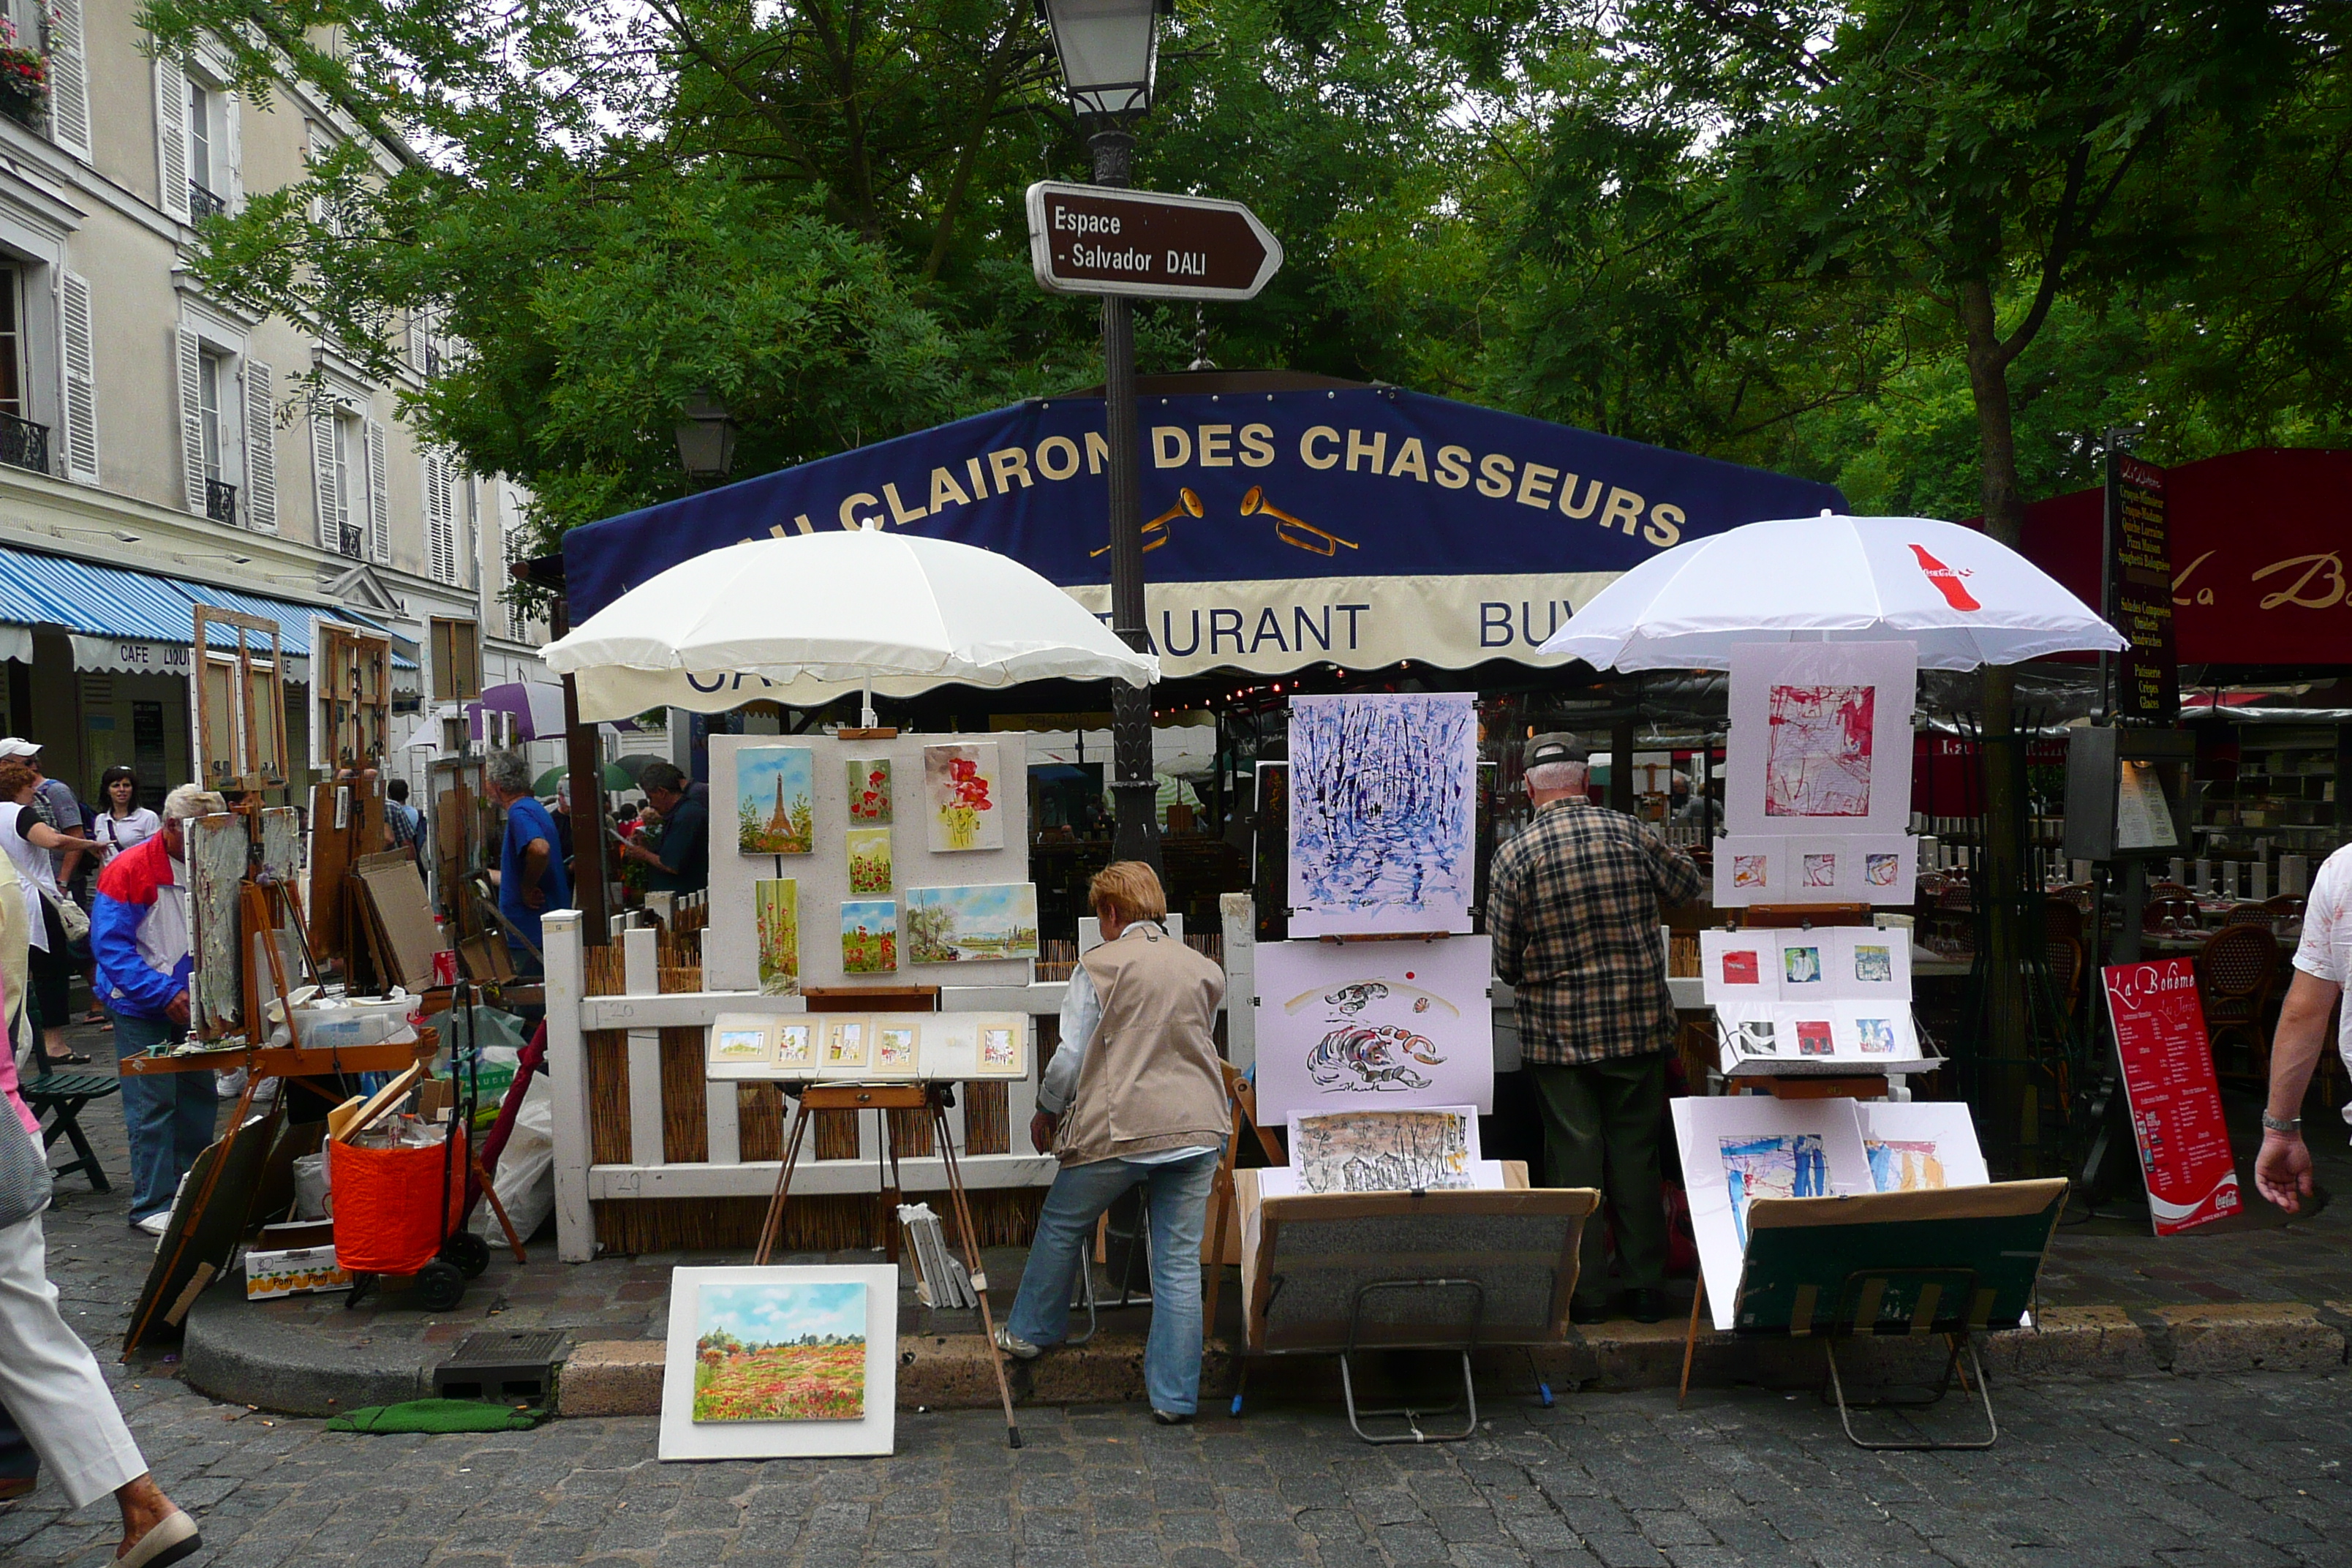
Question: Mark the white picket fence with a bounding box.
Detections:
[542,898,1260,1263]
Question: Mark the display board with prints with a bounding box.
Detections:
[704,732,1034,995]
[704,1011,1030,1083]
[1700,927,1923,1070]
[1715,641,1922,907]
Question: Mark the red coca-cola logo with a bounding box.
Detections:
[1909,544,1982,611]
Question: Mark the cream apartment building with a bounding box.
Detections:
[0,1,553,804]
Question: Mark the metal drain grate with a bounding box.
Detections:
[431,1329,568,1404]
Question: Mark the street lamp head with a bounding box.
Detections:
[1037,0,1169,124]
[675,391,738,480]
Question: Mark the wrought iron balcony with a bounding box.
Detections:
[0,410,50,475]
[205,478,237,525]
[189,181,227,220]
[338,524,364,560]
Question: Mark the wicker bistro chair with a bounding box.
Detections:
[2043,932,2087,1027]
[2222,902,2274,930]
[2198,923,2280,1082]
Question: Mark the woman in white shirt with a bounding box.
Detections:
[89,766,160,867]
[0,759,82,1067]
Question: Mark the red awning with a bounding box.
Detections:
[1992,448,2352,666]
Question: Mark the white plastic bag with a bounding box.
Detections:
[472,1067,554,1245]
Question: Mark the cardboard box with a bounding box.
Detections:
[245,1245,352,1300]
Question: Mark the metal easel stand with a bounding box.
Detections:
[1816,1267,1999,1452]
[1337,1278,1484,1446]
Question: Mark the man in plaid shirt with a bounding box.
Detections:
[1488,732,1701,1324]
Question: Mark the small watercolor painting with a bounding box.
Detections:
[776,1022,815,1071]
[840,900,897,974]
[845,758,893,825]
[754,879,800,997]
[904,883,1039,965]
[739,747,815,856]
[922,744,1003,853]
[846,828,893,897]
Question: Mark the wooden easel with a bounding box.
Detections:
[752,1078,1025,1447]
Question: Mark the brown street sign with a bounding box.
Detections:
[1025,181,1284,302]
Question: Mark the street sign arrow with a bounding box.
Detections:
[1025,181,1284,302]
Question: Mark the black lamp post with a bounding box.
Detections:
[1039,0,1168,875]
[675,391,738,481]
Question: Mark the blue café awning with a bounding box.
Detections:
[0,543,417,675]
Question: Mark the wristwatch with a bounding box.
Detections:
[2260,1111,2302,1135]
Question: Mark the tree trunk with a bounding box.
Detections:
[1956,275,2035,1166]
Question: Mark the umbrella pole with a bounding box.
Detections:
[862,676,877,731]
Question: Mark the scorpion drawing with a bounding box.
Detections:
[1305,1022,1447,1092]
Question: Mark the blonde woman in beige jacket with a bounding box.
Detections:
[997,862,1228,1422]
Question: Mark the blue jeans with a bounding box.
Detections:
[109,1011,216,1224]
[1006,1149,1220,1414]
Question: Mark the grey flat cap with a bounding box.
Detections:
[1524,731,1589,767]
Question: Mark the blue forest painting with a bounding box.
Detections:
[1287,693,1477,935]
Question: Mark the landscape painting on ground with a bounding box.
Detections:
[739,747,815,855]
[905,883,1040,964]
[692,1280,867,1423]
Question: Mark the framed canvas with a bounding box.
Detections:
[1252,936,1494,1125]
[973,1014,1028,1079]
[816,1017,872,1079]
[1711,836,1783,908]
[1670,1096,1872,1330]
[840,900,897,974]
[1727,641,1916,837]
[845,758,894,824]
[1858,1101,1989,1192]
[922,742,1005,852]
[659,1264,899,1460]
[904,883,1040,965]
[754,879,800,997]
[738,747,815,856]
[774,1019,818,1076]
[867,1016,924,1080]
[845,829,892,897]
[1287,693,1478,936]
[1699,930,1776,1008]
[706,1014,774,1079]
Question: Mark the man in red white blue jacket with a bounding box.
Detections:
[91,785,221,1235]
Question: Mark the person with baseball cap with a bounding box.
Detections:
[1488,732,1702,1324]
[90,785,224,1235]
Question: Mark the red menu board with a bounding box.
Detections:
[2100,960,2242,1235]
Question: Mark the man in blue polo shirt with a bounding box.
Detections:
[485,750,568,969]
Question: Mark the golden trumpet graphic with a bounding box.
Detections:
[1090,487,1202,556]
[1240,486,1359,556]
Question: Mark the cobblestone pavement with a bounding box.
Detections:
[7,1365,2352,1566]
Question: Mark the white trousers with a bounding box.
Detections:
[0,1207,146,1509]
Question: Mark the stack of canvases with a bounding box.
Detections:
[1250,693,1502,1191]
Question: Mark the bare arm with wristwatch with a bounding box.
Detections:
[2255,970,2343,1213]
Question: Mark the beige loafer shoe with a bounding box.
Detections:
[116,1508,202,1568]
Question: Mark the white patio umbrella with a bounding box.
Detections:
[1536,513,2126,671]
[542,525,1158,722]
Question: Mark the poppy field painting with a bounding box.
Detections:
[690,1280,867,1423]
[846,758,893,824]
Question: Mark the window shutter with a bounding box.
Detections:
[155,56,190,223]
[242,360,276,532]
[222,91,244,211]
[58,273,97,483]
[424,453,454,584]
[311,407,339,550]
[48,0,90,159]
[407,309,426,374]
[175,326,206,515]
[365,418,389,562]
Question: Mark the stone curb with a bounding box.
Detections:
[546,1303,2352,1419]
